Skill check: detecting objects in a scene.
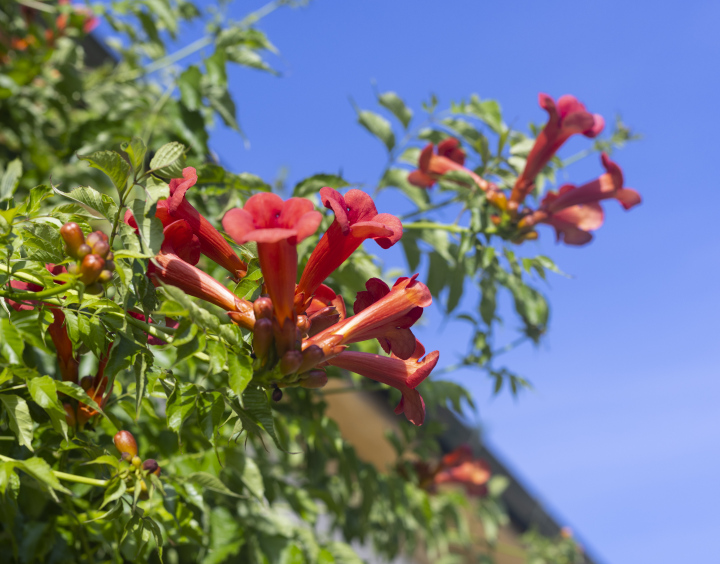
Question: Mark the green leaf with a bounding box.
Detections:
[207,89,240,131]
[378,91,413,128]
[0,394,34,451]
[0,319,24,364]
[197,392,224,445]
[28,375,68,441]
[78,150,131,193]
[16,457,71,498]
[242,387,282,449]
[134,353,151,419]
[206,341,228,375]
[357,110,395,151]
[178,65,203,111]
[149,142,186,178]
[293,174,349,199]
[130,197,164,257]
[166,382,197,436]
[185,472,243,498]
[56,186,119,221]
[324,541,363,564]
[239,457,264,500]
[0,158,22,201]
[100,477,127,509]
[121,137,148,172]
[18,184,53,215]
[55,381,112,427]
[104,335,141,382]
[144,517,164,563]
[228,353,252,397]
[77,314,107,358]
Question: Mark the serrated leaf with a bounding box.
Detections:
[240,457,264,500]
[378,91,413,128]
[101,477,127,509]
[56,186,119,220]
[28,376,68,441]
[144,517,164,563]
[55,381,112,426]
[0,394,34,451]
[186,472,243,498]
[78,150,131,192]
[166,382,197,435]
[178,65,203,111]
[242,387,282,449]
[134,353,151,419]
[357,110,395,151]
[131,198,164,257]
[149,142,186,178]
[18,457,71,498]
[228,353,252,397]
[78,314,107,358]
[197,392,224,445]
[121,137,148,172]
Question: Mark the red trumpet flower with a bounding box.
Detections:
[124,167,247,278]
[326,340,438,426]
[434,445,491,496]
[305,275,431,360]
[296,188,402,304]
[146,220,255,329]
[223,193,322,326]
[408,138,494,193]
[540,153,641,213]
[518,154,640,246]
[510,94,605,210]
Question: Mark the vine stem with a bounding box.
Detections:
[403,221,469,234]
[0,455,108,488]
[0,281,73,301]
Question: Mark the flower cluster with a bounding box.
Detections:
[114,430,161,500]
[408,94,641,245]
[122,169,439,425]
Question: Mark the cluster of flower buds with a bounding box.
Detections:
[408,94,641,246]
[60,222,115,293]
[114,430,161,499]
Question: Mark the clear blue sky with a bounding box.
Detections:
[110,1,720,562]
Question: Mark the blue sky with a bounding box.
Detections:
[109,1,720,561]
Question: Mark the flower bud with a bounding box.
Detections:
[139,479,149,500]
[271,387,283,402]
[60,222,85,259]
[85,231,108,250]
[487,190,507,211]
[120,452,133,463]
[142,459,161,476]
[76,243,92,259]
[80,375,93,391]
[490,215,502,226]
[298,345,324,374]
[92,240,110,258]
[296,315,310,334]
[299,370,328,389]
[67,262,80,275]
[104,260,116,272]
[251,318,273,359]
[131,456,142,469]
[98,270,114,283]
[105,252,114,261]
[253,297,273,320]
[279,350,302,376]
[113,430,138,457]
[63,403,76,427]
[79,254,105,285]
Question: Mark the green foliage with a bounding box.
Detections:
[0,1,630,562]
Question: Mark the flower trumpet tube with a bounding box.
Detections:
[296,188,402,303]
[305,275,431,360]
[222,193,322,326]
[163,167,248,278]
[304,284,346,337]
[48,309,79,383]
[326,341,439,426]
[510,94,605,211]
[408,138,494,193]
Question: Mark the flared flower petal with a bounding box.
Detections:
[325,340,438,425]
[434,447,491,496]
[304,275,431,359]
[223,193,322,326]
[542,153,642,212]
[296,188,402,303]
[510,94,605,209]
